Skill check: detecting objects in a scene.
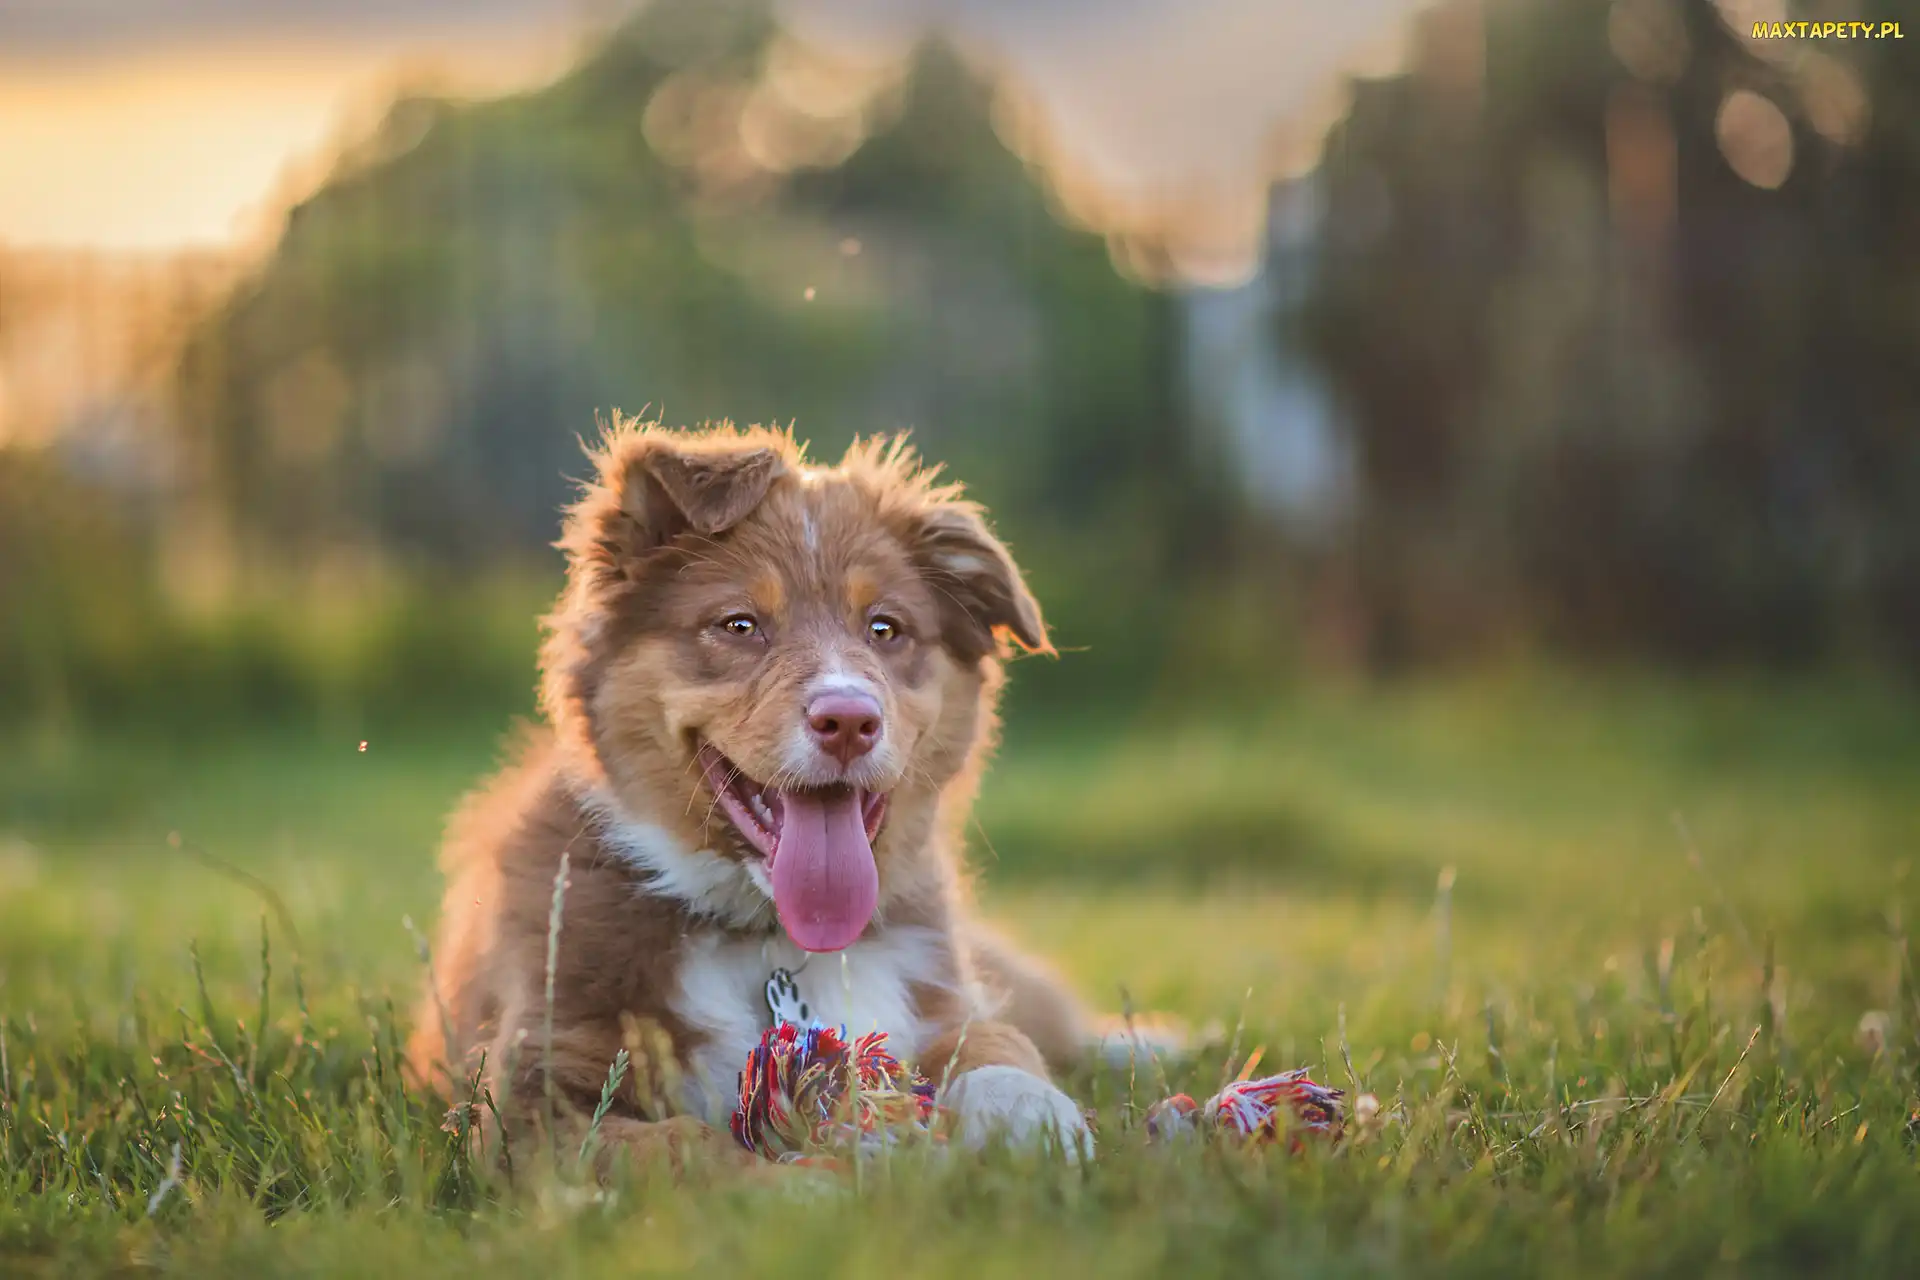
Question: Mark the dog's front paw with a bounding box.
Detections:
[940,1065,1093,1162]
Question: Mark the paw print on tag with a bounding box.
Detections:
[764,967,813,1027]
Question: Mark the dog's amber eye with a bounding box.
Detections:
[868,616,903,644]
[719,614,758,638]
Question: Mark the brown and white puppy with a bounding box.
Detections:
[407,418,1110,1170]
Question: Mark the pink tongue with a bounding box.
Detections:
[771,788,878,953]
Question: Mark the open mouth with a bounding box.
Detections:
[696,742,888,953]
[695,744,887,859]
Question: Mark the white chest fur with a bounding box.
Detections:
[671,925,948,1122]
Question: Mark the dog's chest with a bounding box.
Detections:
[670,926,943,1121]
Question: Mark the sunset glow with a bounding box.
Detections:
[0,34,576,250]
[0,0,1421,262]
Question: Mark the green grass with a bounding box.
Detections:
[5,671,1920,1276]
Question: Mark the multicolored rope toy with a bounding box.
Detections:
[1144,1068,1347,1151]
[729,1021,939,1163]
[728,1021,1351,1164]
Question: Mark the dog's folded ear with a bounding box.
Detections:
[637,445,785,538]
[569,427,787,579]
[912,504,1051,661]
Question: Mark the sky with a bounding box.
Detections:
[0,0,1426,253]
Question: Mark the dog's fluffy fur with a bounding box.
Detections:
[406,418,1112,1171]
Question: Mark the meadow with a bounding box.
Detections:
[4,671,1920,1276]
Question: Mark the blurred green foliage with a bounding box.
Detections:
[127,0,1207,729]
[0,449,544,727]
[3,0,1217,728]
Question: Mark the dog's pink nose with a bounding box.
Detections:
[806,693,882,765]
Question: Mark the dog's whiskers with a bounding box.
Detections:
[692,762,745,831]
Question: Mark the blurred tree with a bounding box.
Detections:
[1301,0,1920,670]
[169,0,1199,661]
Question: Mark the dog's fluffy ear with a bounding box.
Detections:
[639,445,784,538]
[569,428,786,578]
[911,504,1051,661]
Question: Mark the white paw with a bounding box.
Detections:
[940,1066,1093,1162]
